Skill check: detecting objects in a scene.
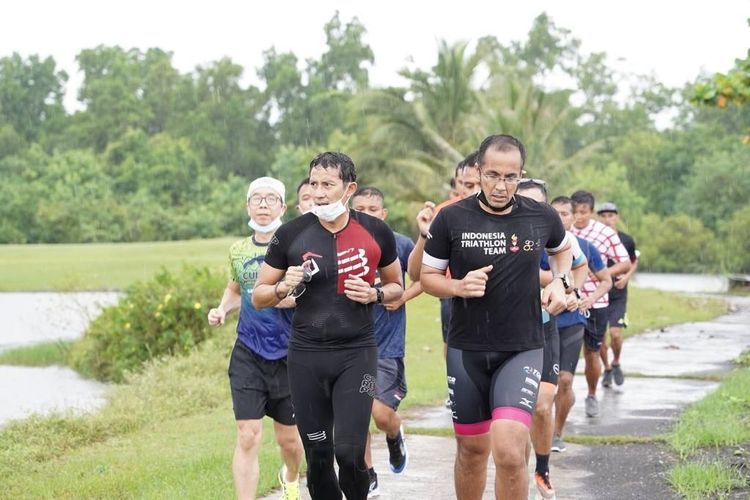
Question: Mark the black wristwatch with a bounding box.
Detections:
[573,287,582,300]
[375,288,385,304]
[552,273,572,291]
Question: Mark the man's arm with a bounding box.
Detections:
[383,280,422,311]
[407,201,436,282]
[252,262,305,309]
[615,256,639,289]
[544,246,572,316]
[580,267,612,311]
[207,280,242,326]
[344,260,404,304]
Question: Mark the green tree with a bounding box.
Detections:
[0,53,67,143]
[722,204,750,272]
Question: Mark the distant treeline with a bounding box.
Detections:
[0,13,748,272]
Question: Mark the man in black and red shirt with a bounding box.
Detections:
[420,134,572,500]
[253,152,403,500]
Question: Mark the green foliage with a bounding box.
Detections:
[668,367,750,455]
[722,204,750,273]
[68,265,224,381]
[669,461,746,500]
[632,213,721,273]
[0,13,747,274]
[0,53,67,143]
[0,340,73,366]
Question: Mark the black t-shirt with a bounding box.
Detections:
[423,195,567,351]
[264,210,398,351]
[608,230,637,298]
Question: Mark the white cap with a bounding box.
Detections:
[247,176,285,202]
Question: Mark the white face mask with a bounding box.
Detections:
[311,188,350,222]
[248,217,282,234]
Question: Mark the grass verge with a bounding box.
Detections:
[667,367,750,456]
[0,238,237,291]
[0,340,74,366]
[668,461,746,500]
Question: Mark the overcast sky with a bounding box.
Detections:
[1,0,747,111]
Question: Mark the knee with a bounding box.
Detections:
[276,429,302,454]
[334,442,364,470]
[372,405,394,430]
[534,400,552,419]
[558,373,573,391]
[457,437,490,465]
[236,422,262,453]
[493,445,526,471]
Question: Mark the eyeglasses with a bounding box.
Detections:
[480,172,523,184]
[248,194,281,207]
[287,262,313,299]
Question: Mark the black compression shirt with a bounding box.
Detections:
[423,195,567,351]
[264,210,398,351]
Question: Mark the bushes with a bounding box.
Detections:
[69,265,225,381]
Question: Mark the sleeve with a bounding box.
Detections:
[228,246,239,282]
[422,210,451,271]
[374,221,398,268]
[544,206,568,253]
[263,225,290,270]
[606,228,630,263]
[570,236,586,268]
[586,241,606,273]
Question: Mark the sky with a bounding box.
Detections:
[1,0,748,111]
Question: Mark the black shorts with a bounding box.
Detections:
[558,324,585,374]
[584,308,608,352]
[447,347,543,435]
[541,319,560,385]
[228,340,294,424]
[607,293,629,329]
[440,298,451,343]
[374,358,407,410]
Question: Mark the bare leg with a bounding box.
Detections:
[554,371,575,436]
[233,419,262,500]
[490,419,531,500]
[273,421,303,482]
[531,383,556,456]
[454,433,491,500]
[584,349,601,397]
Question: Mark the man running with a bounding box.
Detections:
[571,191,630,417]
[253,152,403,500]
[421,134,572,500]
[517,179,589,498]
[548,196,611,452]
[351,186,422,497]
[207,176,303,500]
[597,202,639,387]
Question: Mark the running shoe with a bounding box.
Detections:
[585,395,599,417]
[367,468,380,498]
[386,425,408,474]
[601,368,613,388]
[534,471,556,499]
[612,363,625,385]
[278,465,300,500]
[551,434,566,453]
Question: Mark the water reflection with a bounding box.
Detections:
[0,292,118,426]
[0,291,120,351]
[0,365,107,425]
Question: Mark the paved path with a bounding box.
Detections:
[262,297,750,499]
